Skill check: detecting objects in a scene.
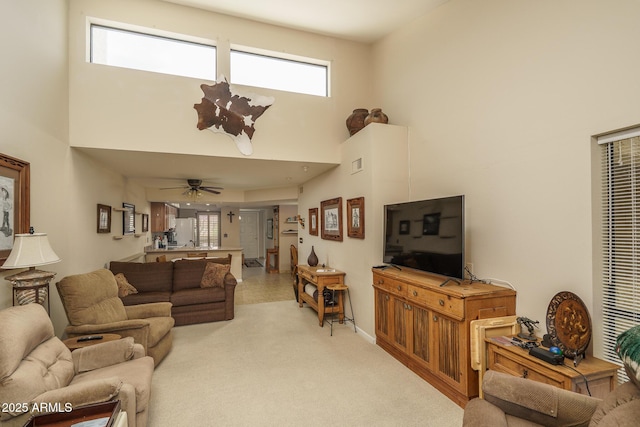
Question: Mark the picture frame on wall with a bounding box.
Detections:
[309,208,318,236]
[123,202,135,235]
[347,197,364,239]
[0,153,30,267]
[321,197,343,241]
[141,213,149,232]
[97,204,111,234]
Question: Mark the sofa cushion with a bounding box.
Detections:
[114,273,138,297]
[110,261,174,294]
[172,257,230,291]
[201,262,230,288]
[171,287,226,307]
[56,269,128,326]
[589,381,640,426]
[121,291,172,306]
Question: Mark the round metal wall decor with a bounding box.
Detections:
[545,291,592,358]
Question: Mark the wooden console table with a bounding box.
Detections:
[486,337,619,399]
[297,265,345,326]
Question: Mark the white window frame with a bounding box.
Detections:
[88,20,216,80]
[230,45,330,97]
[598,126,640,382]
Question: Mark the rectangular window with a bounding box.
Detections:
[90,24,216,80]
[230,49,328,97]
[599,129,640,382]
[197,213,220,248]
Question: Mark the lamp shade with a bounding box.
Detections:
[2,233,61,269]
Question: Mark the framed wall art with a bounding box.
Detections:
[123,202,136,235]
[0,154,30,267]
[309,208,318,236]
[347,197,364,239]
[321,197,342,241]
[142,213,149,232]
[97,204,111,233]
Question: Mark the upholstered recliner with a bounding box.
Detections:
[462,369,640,427]
[57,268,174,366]
[0,304,153,427]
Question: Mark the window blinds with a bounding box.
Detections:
[600,133,640,381]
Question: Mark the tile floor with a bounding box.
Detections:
[234,262,296,305]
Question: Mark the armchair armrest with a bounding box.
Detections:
[125,301,172,319]
[72,337,143,373]
[65,319,150,336]
[481,370,601,427]
[32,376,122,410]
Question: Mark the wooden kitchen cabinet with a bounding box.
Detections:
[373,267,516,407]
[486,338,619,399]
[151,202,178,232]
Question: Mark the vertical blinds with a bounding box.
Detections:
[600,134,640,381]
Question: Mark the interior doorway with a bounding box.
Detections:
[240,211,261,259]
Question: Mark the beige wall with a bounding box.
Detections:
[370,0,640,354]
[0,0,151,334]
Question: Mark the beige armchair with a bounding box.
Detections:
[463,369,640,427]
[0,304,153,427]
[57,268,174,366]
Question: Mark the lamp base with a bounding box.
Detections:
[5,268,56,313]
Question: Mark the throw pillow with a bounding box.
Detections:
[617,325,640,388]
[201,262,230,288]
[114,273,138,297]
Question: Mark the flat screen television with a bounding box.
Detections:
[383,195,465,279]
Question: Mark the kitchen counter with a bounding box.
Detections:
[145,247,244,281]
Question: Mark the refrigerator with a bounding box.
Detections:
[174,218,197,246]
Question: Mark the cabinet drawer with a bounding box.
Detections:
[373,275,407,298]
[490,348,564,389]
[299,270,317,283]
[408,285,464,319]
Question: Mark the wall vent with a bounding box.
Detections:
[351,158,363,174]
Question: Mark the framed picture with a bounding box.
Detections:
[309,208,318,236]
[399,220,410,235]
[97,204,111,233]
[0,154,30,267]
[142,213,149,232]
[123,202,135,235]
[267,218,273,239]
[423,213,441,235]
[321,197,342,241]
[347,197,365,239]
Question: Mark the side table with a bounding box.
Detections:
[63,334,122,351]
[486,337,620,399]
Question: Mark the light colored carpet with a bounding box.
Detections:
[149,300,464,426]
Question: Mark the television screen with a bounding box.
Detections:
[383,195,465,279]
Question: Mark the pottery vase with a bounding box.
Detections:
[346,108,369,136]
[364,108,389,126]
[307,246,319,267]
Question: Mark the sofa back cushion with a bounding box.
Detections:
[110,261,174,293]
[172,256,231,291]
[0,305,74,420]
[56,269,128,326]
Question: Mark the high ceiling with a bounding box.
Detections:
[83,0,449,210]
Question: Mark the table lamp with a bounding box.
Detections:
[2,229,61,312]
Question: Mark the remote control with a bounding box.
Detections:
[77,335,103,342]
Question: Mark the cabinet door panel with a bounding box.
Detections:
[436,315,462,384]
[393,298,407,350]
[411,305,431,365]
[375,290,391,339]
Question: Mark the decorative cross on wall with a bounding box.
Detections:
[227,211,235,223]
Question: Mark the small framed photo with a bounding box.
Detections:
[347,197,364,239]
[141,213,149,232]
[399,220,410,235]
[321,197,342,241]
[123,202,135,235]
[97,204,111,234]
[309,208,318,236]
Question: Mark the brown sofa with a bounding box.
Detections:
[0,304,154,427]
[109,255,237,326]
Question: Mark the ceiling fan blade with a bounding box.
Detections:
[160,186,188,190]
[202,186,224,190]
[201,188,221,195]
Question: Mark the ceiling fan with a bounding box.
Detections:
[160,179,224,196]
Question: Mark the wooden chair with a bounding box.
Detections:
[290,244,299,300]
[156,255,167,262]
[187,252,207,258]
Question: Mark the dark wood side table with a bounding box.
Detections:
[63,334,122,351]
[486,337,620,399]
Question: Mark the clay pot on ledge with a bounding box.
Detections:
[346,108,369,136]
[364,108,389,126]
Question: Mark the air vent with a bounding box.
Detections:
[351,158,363,174]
